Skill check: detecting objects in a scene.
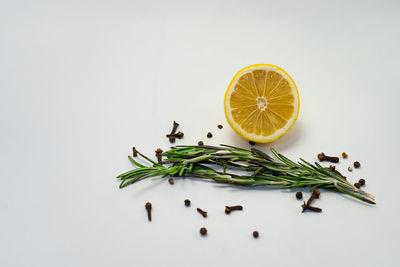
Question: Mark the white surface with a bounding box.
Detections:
[1,0,400,266]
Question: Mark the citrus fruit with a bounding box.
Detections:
[224,64,299,143]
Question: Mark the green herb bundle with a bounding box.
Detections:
[117,145,375,205]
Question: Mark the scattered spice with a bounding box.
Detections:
[317,153,339,163]
[328,165,347,180]
[249,141,256,146]
[197,208,207,218]
[301,204,322,212]
[342,152,348,158]
[348,167,353,172]
[359,179,365,186]
[132,147,138,157]
[302,189,321,212]
[175,131,184,139]
[155,148,163,164]
[198,141,204,146]
[354,182,361,189]
[200,227,207,236]
[207,132,213,138]
[145,202,152,222]
[354,161,361,168]
[253,231,259,238]
[168,178,174,185]
[225,205,243,214]
[184,199,191,206]
[217,124,223,129]
[166,121,180,143]
[296,192,303,199]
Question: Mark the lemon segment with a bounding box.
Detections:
[224,64,300,143]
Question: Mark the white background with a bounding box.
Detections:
[1,0,400,266]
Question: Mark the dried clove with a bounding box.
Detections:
[168,178,174,185]
[171,121,179,135]
[197,208,207,218]
[184,199,191,206]
[145,202,152,222]
[301,203,322,212]
[306,189,320,206]
[342,152,348,158]
[253,231,259,238]
[198,141,204,146]
[302,189,321,212]
[296,192,303,199]
[328,165,347,180]
[354,161,361,168]
[217,124,223,129]
[249,141,256,146]
[166,121,180,143]
[225,205,243,214]
[200,227,207,236]
[132,147,138,157]
[359,178,365,186]
[317,153,339,163]
[155,148,163,164]
[207,132,213,138]
[175,131,184,138]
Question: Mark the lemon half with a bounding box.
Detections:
[224,64,300,143]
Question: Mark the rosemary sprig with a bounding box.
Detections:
[117,145,375,205]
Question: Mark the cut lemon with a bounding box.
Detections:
[224,64,300,143]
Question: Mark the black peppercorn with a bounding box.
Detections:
[207,132,213,138]
[359,179,365,186]
[296,192,303,199]
[184,199,191,206]
[168,178,174,185]
[354,182,361,189]
[198,141,204,146]
[249,141,255,146]
[200,227,207,236]
[354,161,361,168]
[217,125,223,129]
[253,231,259,238]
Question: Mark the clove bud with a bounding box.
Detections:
[302,189,321,212]
[328,165,347,180]
[155,148,163,164]
[301,203,322,212]
[317,153,339,163]
[225,205,243,214]
[145,202,152,222]
[197,208,207,218]
[166,121,180,143]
